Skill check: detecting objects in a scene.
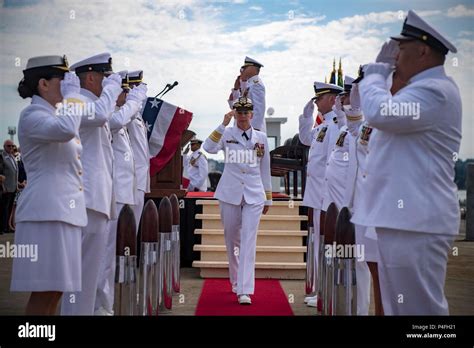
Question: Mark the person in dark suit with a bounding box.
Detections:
[0,154,5,235]
[9,146,27,232]
[1,140,18,233]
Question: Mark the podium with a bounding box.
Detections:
[147,130,195,198]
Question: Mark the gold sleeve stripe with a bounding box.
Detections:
[65,98,85,106]
[265,191,272,200]
[209,130,222,143]
[346,114,363,121]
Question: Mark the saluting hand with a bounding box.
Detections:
[60,72,81,98]
[127,84,148,103]
[303,99,315,118]
[102,73,122,89]
[233,75,241,90]
[350,83,361,110]
[222,111,234,127]
[376,39,399,67]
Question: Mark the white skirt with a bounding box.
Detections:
[10,221,82,292]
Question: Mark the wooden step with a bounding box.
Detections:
[192,260,306,280]
[194,229,306,246]
[196,200,303,206]
[196,199,303,216]
[194,244,305,262]
[193,260,306,269]
[196,213,307,230]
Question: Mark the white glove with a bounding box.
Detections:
[332,95,346,126]
[303,99,315,118]
[127,84,148,103]
[102,73,122,90]
[364,62,392,78]
[349,83,361,110]
[375,39,399,67]
[60,72,80,97]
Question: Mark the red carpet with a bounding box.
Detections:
[195,279,294,316]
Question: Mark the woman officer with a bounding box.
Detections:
[10,55,87,315]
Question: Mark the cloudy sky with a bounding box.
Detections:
[0,0,473,159]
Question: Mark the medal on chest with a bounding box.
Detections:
[359,125,373,145]
[254,142,265,157]
[316,126,328,143]
[336,131,348,147]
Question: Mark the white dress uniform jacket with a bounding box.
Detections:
[109,101,140,205]
[79,87,117,219]
[184,150,208,192]
[229,75,266,132]
[127,111,150,193]
[351,66,462,235]
[15,95,87,227]
[323,125,352,210]
[299,111,339,210]
[203,124,272,205]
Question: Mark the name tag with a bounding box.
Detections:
[226,140,239,144]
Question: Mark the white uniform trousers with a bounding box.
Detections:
[354,224,375,315]
[95,202,125,313]
[61,209,108,315]
[131,190,145,235]
[312,209,321,292]
[376,228,454,315]
[219,199,264,295]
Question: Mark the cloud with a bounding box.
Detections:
[0,0,472,159]
[249,6,262,11]
[447,4,474,17]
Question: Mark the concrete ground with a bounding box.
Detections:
[0,220,473,315]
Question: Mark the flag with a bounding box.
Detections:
[142,97,193,177]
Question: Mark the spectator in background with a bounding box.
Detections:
[9,146,27,232]
[1,140,18,234]
[0,154,5,235]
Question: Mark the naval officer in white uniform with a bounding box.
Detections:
[203,97,272,305]
[319,77,372,315]
[183,138,208,192]
[125,70,151,231]
[95,72,148,315]
[299,82,343,307]
[351,10,462,315]
[322,76,355,210]
[61,53,123,315]
[10,56,87,315]
[228,57,266,132]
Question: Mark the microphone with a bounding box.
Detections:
[154,83,171,98]
[161,81,178,97]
